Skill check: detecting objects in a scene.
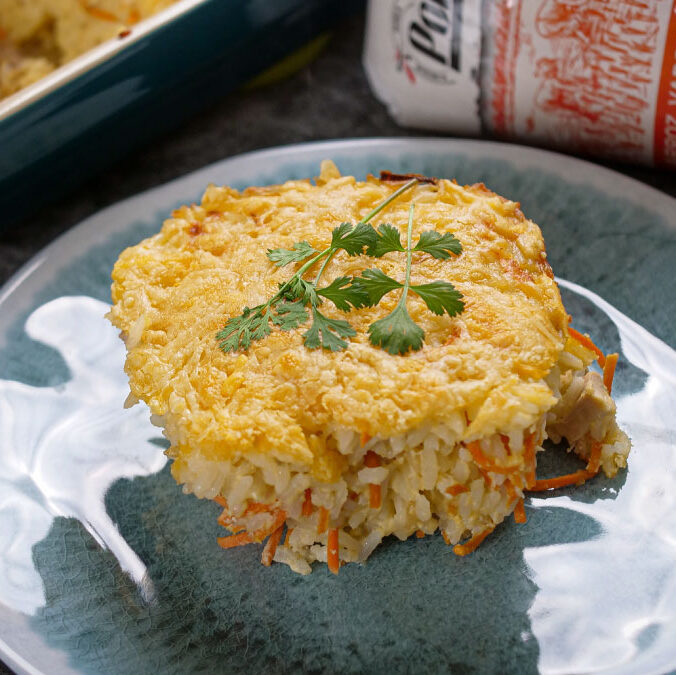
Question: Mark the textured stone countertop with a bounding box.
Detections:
[0,11,675,675]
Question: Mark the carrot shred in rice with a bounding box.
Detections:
[217,532,254,549]
[216,502,287,549]
[528,469,591,491]
[369,483,382,509]
[126,8,141,23]
[416,530,425,538]
[214,495,227,508]
[453,527,495,556]
[523,433,536,488]
[529,437,603,492]
[568,327,606,367]
[243,502,272,516]
[504,480,517,501]
[364,450,381,468]
[302,488,313,517]
[317,506,329,534]
[500,434,512,455]
[285,527,293,545]
[327,528,340,574]
[445,484,469,496]
[586,440,602,475]
[603,353,618,394]
[441,530,452,545]
[261,525,284,566]
[360,431,371,447]
[513,499,527,523]
[465,441,518,475]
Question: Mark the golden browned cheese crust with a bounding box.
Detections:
[109,163,568,476]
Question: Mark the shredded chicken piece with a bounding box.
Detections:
[548,371,615,446]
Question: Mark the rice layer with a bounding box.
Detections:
[168,347,630,574]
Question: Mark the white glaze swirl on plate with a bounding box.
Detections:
[0,297,165,614]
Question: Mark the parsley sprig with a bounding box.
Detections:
[352,203,464,354]
[216,178,465,355]
[216,179,418,352]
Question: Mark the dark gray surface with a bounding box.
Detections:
[0,11,675,675]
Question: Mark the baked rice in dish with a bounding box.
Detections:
[0,0,176,99]
[108,161,630,574]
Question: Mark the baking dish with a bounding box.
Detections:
[0,0,362,229]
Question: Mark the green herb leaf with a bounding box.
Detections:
[352,268,403,306]
[413,231,462,260]
[304,307,356,351]
[216,305,270,352]
[330,222,377,256]
[217,177,467,356]
[284,277,319,306]
[272,300,309,330]
[366,223,405,257]
[409,281,464,317]
[267,241,317,267]
[316,276,370,311]
[367,303,424,355]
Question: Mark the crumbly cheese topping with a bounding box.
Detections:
[109,162,568,470]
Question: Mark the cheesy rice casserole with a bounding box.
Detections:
[109,161,630,573]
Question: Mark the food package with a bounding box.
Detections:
[364,0,676,167]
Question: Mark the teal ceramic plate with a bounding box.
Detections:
[1,139,675,675]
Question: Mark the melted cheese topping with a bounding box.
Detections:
[109,162,568,469]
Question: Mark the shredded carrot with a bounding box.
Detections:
[603,353,618,394]
[528,435,602,493]
[317,506,329,534]
[360,431,371,447]
[214,495,227,508]
[369,483,382,509]
[79,1,120,22]
[529,469,591,491]
[126,8,141,24]
[445,484,469,496]
[284,527,293,545]
[302,488,313,517]
[586,440,603,475]
[513,499,527,524]
[453,527,495,556]
[568,327,606,367]
[243,502,272,516]
[217,505,286,545]
[364,450,381,468]
[218,514,244,531]
[416,529,425,538]
[504,480,517,501]
[465,440,517,475]
[523,433,536,488]
[348,490,359,501]
[261,525,284,566]
[217,532,253,549]
[441,530,452,545]
[327,528,340,574]
[500,434,512,455]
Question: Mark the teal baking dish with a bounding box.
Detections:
[0,0,363,229]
